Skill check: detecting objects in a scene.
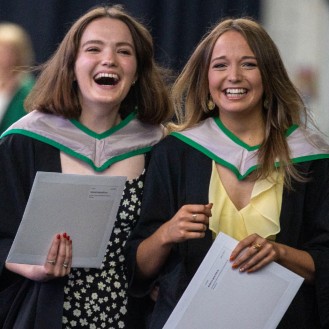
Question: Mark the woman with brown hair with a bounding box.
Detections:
[0,5,172,328]
[127,17,329,328]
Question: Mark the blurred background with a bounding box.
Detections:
[0,0,328,134]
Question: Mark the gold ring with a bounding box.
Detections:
[192,214,197,221]
[63,263,68,268]
[252,243,262,251]
[47,259,56,265]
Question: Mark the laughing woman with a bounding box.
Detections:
[0,5,172,329]
[126,18,329,328]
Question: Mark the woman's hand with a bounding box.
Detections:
[5,232,72,282]
[229,233,315,282]
[136,203,212,279]
[229,233,279,273]
[160,203,213,246]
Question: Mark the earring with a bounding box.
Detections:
[263,98,269,109]
[207,97,215,111]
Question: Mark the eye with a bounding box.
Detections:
[212,62,227,70]
[85,46,100,53]
[118,48,133,56]
[242,62,258,69]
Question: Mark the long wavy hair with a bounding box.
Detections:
[171,17,317,186]
[25,5,173,125]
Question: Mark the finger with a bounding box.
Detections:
[233,249,265,272]
[188,224,208,235]
[204,203,213,216]
[189,213,209,225]
[246,253,274,273]
[55,232,69,274]
[181,204,213,218]
[231,242,265,268]
[45,234,61,268]
[185,231,207,239]
[230,234,262,261]
[64,234,72,271]
[234,243,275,272]
[180,218,208,233]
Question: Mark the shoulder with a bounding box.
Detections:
[296,158,329,175]
[289,158,329,199]
[149,135,212,172]
[0,133,58,160]
[307,158,329,182]
[1,132,37,148]
[152,134,203,155]
[0,133,31,151]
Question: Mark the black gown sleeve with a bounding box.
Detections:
[302,159,329,328]
[125,136,212,296]
[0,134,63,329]
[125,136,181,297]
[276,159,329,329]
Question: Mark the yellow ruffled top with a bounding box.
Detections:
[209,161,283,241]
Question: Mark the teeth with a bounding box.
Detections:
[94,72,119,81]
[226,88,246,94]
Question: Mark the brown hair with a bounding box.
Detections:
[25,5,173,124]
[171,17,312,185]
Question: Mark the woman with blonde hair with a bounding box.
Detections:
[0,22,35,134]
[127,17,329,328]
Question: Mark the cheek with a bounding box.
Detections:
[208,78,223,100]
[255,80,264,98]
[208,76,217,93]
[208,71,222,90]
[127,61,138,80]
[74,60,89,86]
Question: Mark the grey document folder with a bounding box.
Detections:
[7,171,126,268]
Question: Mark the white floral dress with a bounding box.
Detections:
[62,172,145,329]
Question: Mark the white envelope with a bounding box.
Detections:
[163,232,304,329]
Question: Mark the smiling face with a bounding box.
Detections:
[208,30,264,122]
[74,17,137,114]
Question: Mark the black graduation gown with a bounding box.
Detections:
[0,134,65,329]
[126,136,329,329]
[0,132,152,329]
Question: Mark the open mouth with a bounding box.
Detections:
[94,73,119,86]
[225,88,247,96]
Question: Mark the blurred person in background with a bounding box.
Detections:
[0,22,35,134]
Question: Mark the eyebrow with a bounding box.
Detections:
[210,55,257,63]
[81,39,135,49]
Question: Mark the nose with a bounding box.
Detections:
[228,65,242,82]
[101,50,116,67]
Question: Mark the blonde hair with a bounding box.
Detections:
[171,17,313,186]
[0,22,35,69]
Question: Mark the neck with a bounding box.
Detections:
[220,113,265,146]
[79,107,121,133]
